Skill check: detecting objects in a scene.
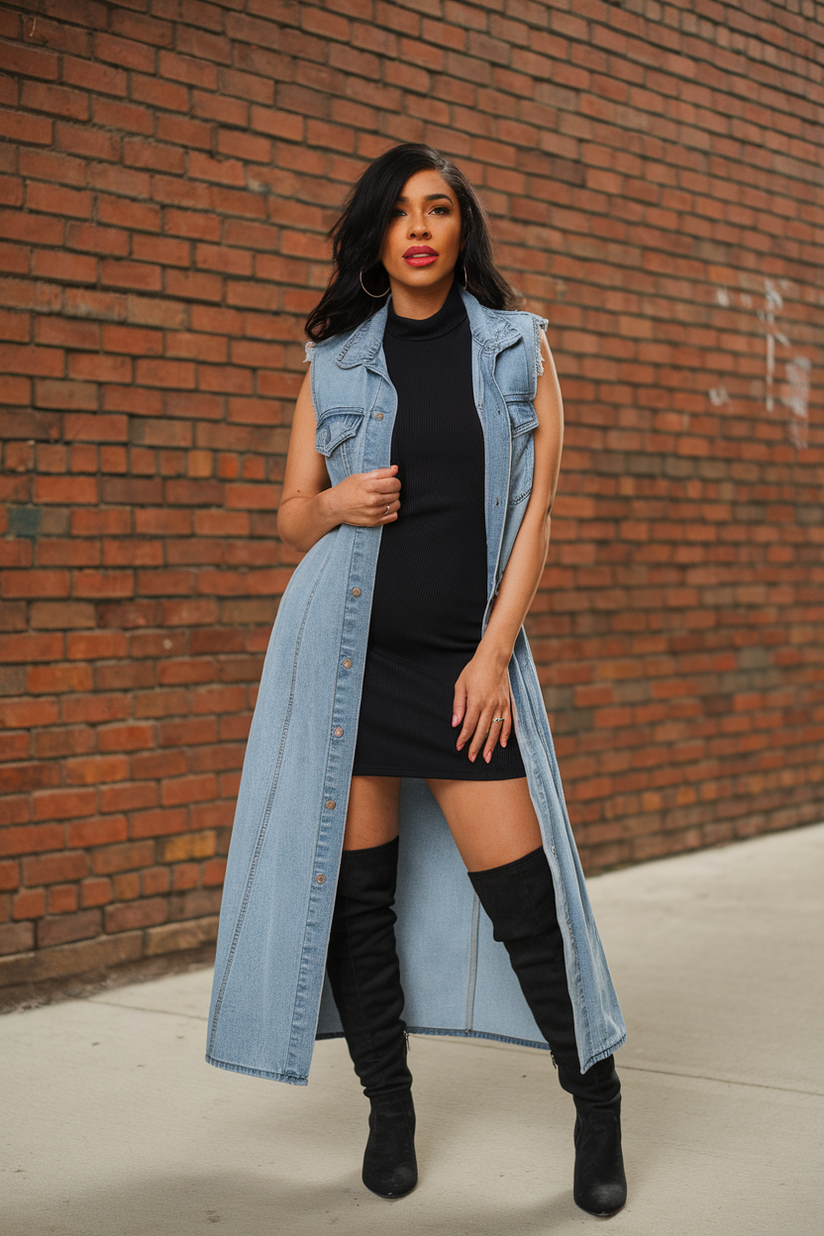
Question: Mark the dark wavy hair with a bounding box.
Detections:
[305,143,519,342]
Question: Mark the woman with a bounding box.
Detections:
[206,144,627,1218]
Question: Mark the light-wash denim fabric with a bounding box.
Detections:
[206,288,626,1084]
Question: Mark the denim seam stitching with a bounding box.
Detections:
[207,559,329,1057]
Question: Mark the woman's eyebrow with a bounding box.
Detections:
[395,193,454,204]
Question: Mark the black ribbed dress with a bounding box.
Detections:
[351,281,526,781]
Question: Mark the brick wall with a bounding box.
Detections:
[0,0,822,991]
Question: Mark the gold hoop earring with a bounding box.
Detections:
[359,268,390,299]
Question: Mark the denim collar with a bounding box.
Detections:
[335,287,520,369]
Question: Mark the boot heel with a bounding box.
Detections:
[362,1090,418,1199]
[572,1094,626,1217]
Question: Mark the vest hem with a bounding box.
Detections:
[584,1033,627,1071]
[205,1053,308,1085]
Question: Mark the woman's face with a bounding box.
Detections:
[380,168,462,293]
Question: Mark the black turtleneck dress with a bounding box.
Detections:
[351,282,526,781]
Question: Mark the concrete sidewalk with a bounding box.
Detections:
[2,823,822,1236]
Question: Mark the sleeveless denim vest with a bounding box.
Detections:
[206,289,626,1084]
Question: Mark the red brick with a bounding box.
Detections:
[104,896,167,933]
[158,49,219,89]
[38,908,101,947]
[0,374,31,404]
[0,309,30,342]
[0,861,20,892]
[27,181,92,218]
[71,509,131,536]
[93,31,156,73]
[46,884,79,914]
[124,137,185,175]
[92,97,153,135]
[0,824,65,858]
[33,726,94,756]
[0,921,34,954]
[67,814,129,849]
[135,358,196,388]
[2,569,69,599]
[0,106,53,146]
[132,233,190,266]
[163,269,223,303]
[63,55,127,97]
[55,121,121,161]
[91,840,155,875]
[32,787,97,823]
[100,259,162,292]
[112,871,140,901]
[68,353,132,383]
[32,250,97,284]
[130,807,187,838]
[0,41,60,80]
[131,73,189,113]
[27,662,93,695]
[97,195,161,233]
[13,888,46,920]
[80,877,112,908]
[33,474,98,504]
[21,81,89,122]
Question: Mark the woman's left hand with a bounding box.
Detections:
[452,648,513,763]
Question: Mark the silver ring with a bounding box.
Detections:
[492,717,504,723]
[384,504,390,515]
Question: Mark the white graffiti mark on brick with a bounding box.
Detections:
[757,278,783,413]
[712,278,812,447]
[782,356,811,450]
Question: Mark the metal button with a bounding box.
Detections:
[325,799,336,809]
[351,588,361,597]
[374,411,384,420]
[342,658,352,669]
[316,873,326,885]
[334,726,343,737]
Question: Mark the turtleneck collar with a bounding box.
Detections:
[385,279,467,341]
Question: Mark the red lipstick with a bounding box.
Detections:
[403,245,438,268]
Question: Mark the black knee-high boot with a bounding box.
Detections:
[468,847,626,1218]
[325,837,417,1199]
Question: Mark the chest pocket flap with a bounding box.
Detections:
[506,398,539,436]
[315,406,364,457]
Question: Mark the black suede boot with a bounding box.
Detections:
[468,847,626,1218]
[326,837,417,1199]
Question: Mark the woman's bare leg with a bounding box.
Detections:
[343,774,402,850]
[424,775,541,870]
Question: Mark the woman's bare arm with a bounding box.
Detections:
[277,369,402,554]
[479,331,564,666]
[452,331,564,762]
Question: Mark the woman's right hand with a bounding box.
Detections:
[325,465,401,527]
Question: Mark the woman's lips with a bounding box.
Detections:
[403,253,439,267]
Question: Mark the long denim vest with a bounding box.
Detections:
[206,288,626,1084]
